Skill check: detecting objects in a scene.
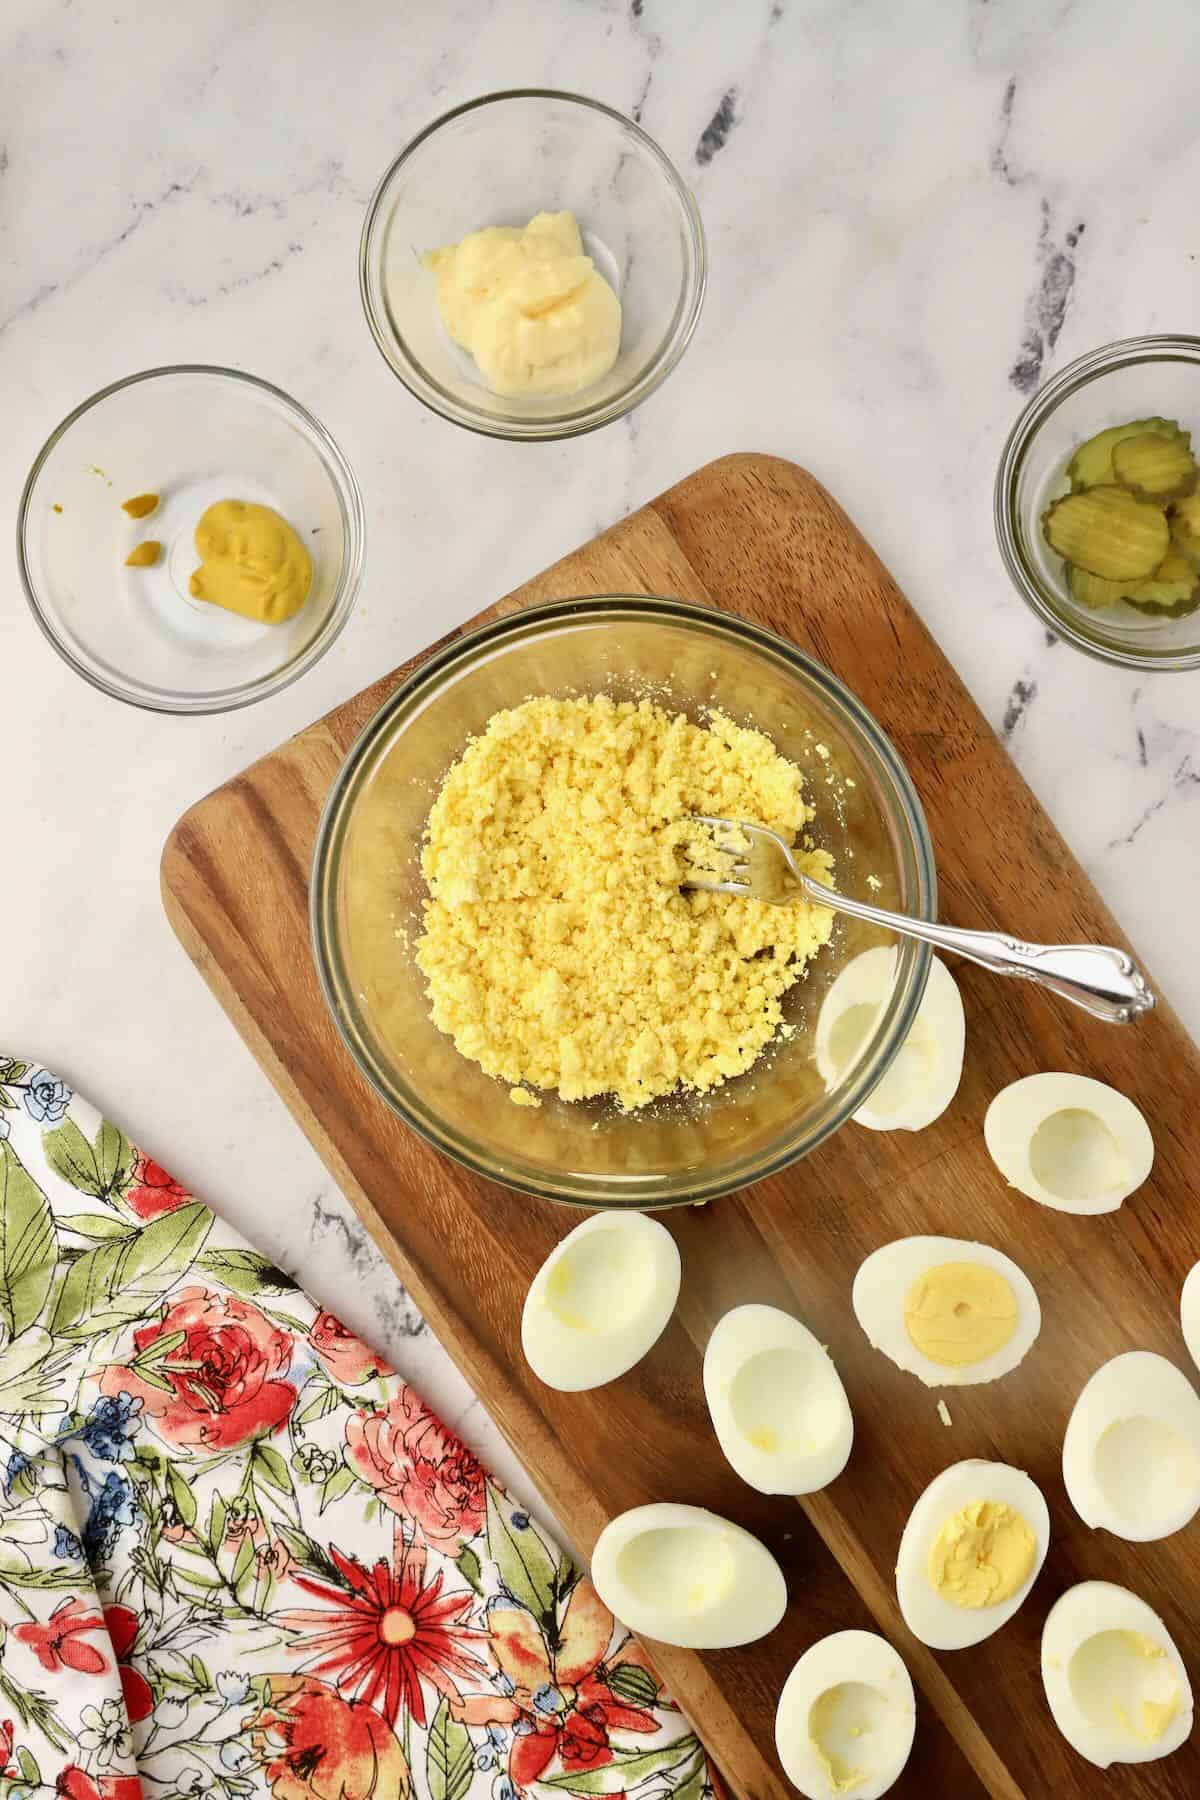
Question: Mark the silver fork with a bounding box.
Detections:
[682,815,1155,1026]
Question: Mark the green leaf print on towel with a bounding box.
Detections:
[0,1142,56,1337]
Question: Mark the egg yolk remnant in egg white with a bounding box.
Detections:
[927,1500,1036,1609]
[424,210,622,398]
[1107,1634,1179,1743]
[807,1686,871,1794]
[415,695,835,1112]
[904,1262,1018,1367]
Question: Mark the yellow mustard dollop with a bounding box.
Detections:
[189,500,312,624]
[121,492,160,519]
[927,1499,1036,1609]
[124,540,162,568]
[904,1261,1018,1367]
[423,209,622,399]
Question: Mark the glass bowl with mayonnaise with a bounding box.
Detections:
[18,366,364,713]
[360,91,707,440]
[312,597,936,1209]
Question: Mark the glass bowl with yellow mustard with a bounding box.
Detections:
[360,91,707,441]
[18,366,364,713]
[312,597,936,1208]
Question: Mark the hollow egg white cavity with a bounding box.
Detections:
[521,1212,680,1392]
[896,1460,1049,1650]
[703,1304,853,1496]
[1180,1261,1200,1375]
[775,1630,916,1800]
[851,1235,1040,1388]
[1042,1581,1194,1768]
[1062,1351,1200,1541]
[983,1072,1153,1214]
[590,1501,786,1649]
[814,947,964,1132]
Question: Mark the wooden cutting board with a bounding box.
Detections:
[162,455,1200,1800]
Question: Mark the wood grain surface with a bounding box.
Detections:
[162,455,1200,1800]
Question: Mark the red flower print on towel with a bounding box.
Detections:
[13,1595,110,1676]
[277,1532,486,1728]
[102,1604,153,1724]
[98,1286,296,1451]
[244,1674,411,1800]
[309,1311,388,1387]
[57,1772,144,1800]
[0,1720,15,1778]
[125,1152,191,1221]
[453,1580,657,1789]
[345,1387,484,1556]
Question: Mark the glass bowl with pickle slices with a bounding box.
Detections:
[995,335,1200,671]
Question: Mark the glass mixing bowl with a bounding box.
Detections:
[311,598,936,1207]
[359,90,706,440]
[18,366,365,713]
[995,335,1200,672]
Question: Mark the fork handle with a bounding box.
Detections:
[801,881,1155,1026]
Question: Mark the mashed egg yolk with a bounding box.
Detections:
[415,694,834,1111]
[904,1262,1018,1367]
[928,1500,1036,1609]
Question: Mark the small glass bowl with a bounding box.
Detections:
[311,597,936,1209]
[18,366,365,714]
[359,90,707,441]
[995,335,1200,672]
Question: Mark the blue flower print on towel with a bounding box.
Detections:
[22,1069,72,1124]
[53,1523,84,1559]
[82,1469,137,1562]
[76,1393,143,1463]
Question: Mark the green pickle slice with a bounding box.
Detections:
[1042,486,1169,580]
[1170,491,1200,567]
[1127,551,1200,617]
[1066,565,1130,610]
[1111,432,1197,502]
[1068,417,1187,490]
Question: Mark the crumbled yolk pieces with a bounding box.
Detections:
[927,1499,1036,1609]
[904,1262,1018,1367]
[415,694,835,1111]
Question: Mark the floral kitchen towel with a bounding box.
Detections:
[0,1058,714,1800]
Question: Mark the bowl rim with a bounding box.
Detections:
[994,333,1200,673]
[16,362,367,715]
[310,593,938,1207]
[358,88,708,442]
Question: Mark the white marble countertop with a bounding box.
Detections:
[4,0,1199,1513]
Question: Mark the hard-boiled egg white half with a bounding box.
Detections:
[703,1304,853,1496]
[775,1630,916,1800]
[1062,1350,1200,1541]
[896,1459,1049,1650]
[852,1235,1040,1388]
[521,1212,680,1392]
[984,1072,1153,1215]
[1042,1581,1193,1768]
[590,1501,786,1649]
[815,947,964,1132]
[1180,1260,1200,1376]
